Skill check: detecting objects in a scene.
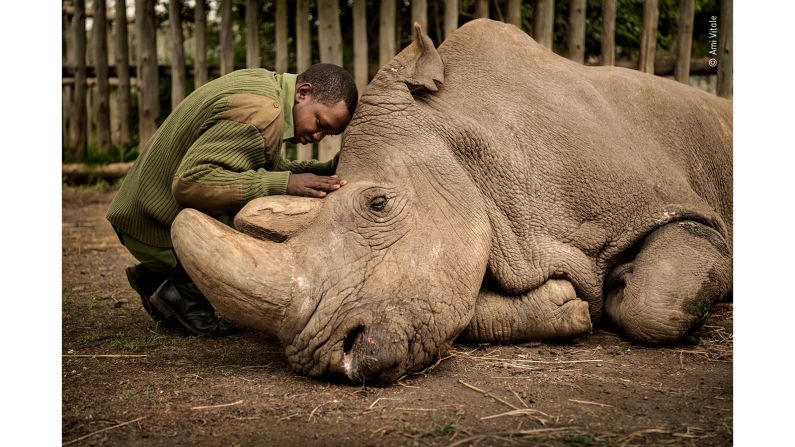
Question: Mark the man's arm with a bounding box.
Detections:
[271,150,340,176]
[172,120,291,214]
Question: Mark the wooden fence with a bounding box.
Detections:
[62,0,733,166]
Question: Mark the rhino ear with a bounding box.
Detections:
[395,23,444,93]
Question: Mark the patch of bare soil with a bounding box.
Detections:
[62,187,732,446]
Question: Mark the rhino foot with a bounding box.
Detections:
[460,279,592,343]
[604,220,732,345]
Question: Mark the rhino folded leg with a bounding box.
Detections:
[604,220,732,345]
[459,279,592,343]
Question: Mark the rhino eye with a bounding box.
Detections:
[369,196,388,212]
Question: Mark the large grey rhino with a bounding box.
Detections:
[171,19,732,385]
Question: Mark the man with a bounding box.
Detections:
[106,64,358,337]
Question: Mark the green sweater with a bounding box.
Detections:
[107,69,333,248]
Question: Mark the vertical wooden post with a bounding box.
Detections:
[195,0,208,87]
[71,0,87,160]
[639,0,659,74]
[601,0,616,66]
[674,0,695,84]
[115,0,132,147]
[65,8,75,66]
[432,0,442,41]
[245,0,260,68]
[716,0,732,99]
[94,0,112,154]
[135,0,160,147]
[379,0,396,67]
[567,0,585,63]
[443,0,458,41]
[295,0,312,161]
[533,0,554,49]
[412,0,428,34]
[170,0,187,108]
[220,0,234,75]
[63,7,72,151]
[353,0,368,95]
[317,0,343,162]
[63,81,72,151]
[507,0,521,27]
[275,0,288,73]
[476,0,489,19]
[318,0,342,66]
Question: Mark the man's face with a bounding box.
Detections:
[289,83,352,145]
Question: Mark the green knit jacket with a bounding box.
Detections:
[107,69,334,248]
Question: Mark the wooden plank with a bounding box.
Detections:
[194,0,208,87]
[716,0,732,98]
[353,0,368,94]
[94,0,112,154]
[639,0,659,73]
[674,0,695,84]
[444,0,458,41]
[62,162,134,183]
[507,0,521,27]
[379,0,396,66]
[476,0,489,19]
[567,0,586,63]
[114,0,132,146]
[246,0,260,68]
[533,0,554,49]
[135,0,159,148]
[412,0,428,34]
[275,0,288,73]
[317,0,343,162]
[169,0,187,109]
[70,0,87,160]
[295,0,312,161]
[601,0,616,66]
[220,0,234,75]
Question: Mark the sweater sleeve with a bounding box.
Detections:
[172,119,290,214]
[270,150,338,175]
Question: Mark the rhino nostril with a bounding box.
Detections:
[343,325,365,354]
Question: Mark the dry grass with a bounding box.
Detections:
[665,324,733,363]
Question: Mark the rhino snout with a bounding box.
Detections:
[336,325,406,384]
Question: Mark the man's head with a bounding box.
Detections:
[290,64,359,145]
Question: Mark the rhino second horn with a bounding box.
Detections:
[234,196,322,242]
[171,208,300,339]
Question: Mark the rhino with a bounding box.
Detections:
[171,19,732,385]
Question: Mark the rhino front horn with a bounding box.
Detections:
[171,208,302,340]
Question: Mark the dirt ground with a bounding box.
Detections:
[62,187,733,446]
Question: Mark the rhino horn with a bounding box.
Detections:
[171,208,301,340]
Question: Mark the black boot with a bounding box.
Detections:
[125,264,179,327]
[149,275,240,337]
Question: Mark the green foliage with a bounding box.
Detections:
[562,429,598,447]
[431,420,456,435]
[88,297,102,310]
[109,324,165,352]
[62,287,74,310]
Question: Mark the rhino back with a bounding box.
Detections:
[431,20,732,302]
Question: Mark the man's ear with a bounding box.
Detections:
[387,23,444,94]
[295,82,313,101]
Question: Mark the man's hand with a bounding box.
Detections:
[286,173,347,198]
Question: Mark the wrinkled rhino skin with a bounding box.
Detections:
[172,19,732,385]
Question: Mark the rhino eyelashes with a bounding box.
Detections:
[369,196,388,212]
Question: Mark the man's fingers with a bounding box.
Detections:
[301,187,326,198]
[313,180,341,191]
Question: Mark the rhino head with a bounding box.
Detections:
[172,25,492,384]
